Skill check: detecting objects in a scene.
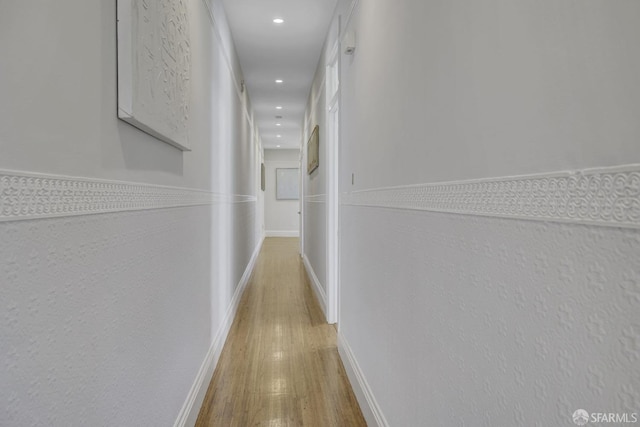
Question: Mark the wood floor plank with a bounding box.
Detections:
[195,238,366,427]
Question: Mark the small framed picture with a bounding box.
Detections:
[276,168,299,200]
[307,125,319,174]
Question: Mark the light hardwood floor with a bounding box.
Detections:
[195,238,366,427]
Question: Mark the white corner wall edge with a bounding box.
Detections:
[337,332,389,427]
[266,230,300,237]
[302,254,326,317]
[174,235,265,427]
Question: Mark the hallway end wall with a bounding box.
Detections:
[0,1,259,426]
[333,0,640,425]
[264,149,300,237]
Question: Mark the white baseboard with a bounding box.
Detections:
[302,254,326,318]
[173,339,217,427]
[265,230,299,237]
[174,236,264,427]
[338,332,389,427]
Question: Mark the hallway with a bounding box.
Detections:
[2,1,640,425]
[195,238,366,426]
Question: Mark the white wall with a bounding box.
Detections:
[256,143,266,239]
[301,21,337,308]
[264,149,300,237]
[0,1,261,426]
[328,0,640,425]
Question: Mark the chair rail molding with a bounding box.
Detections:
[342,164,640,229]
[0,169,256,222]
[305,193,327,203]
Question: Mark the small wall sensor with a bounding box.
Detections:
[343,31,356,55]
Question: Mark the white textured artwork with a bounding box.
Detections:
[117,0,191,151]
[276,168,300,200]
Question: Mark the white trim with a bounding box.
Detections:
[305,194,327,203]
[174,236,264,427]
[299,150,304,255]
[172,341,216,427]
[342,164,640,229]
[265,230,299,237]
[311,75,327,119]
[199,0,253,128]
[302,75,327,140]
[116,0,133,120]
[267,159,301,165]
[302,254,326,318]
[0,169,256,222]
[337,332,389,427]
[326,88,340,324]
[341,0,360,45]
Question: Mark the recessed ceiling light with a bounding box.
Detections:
[276,135,282,138]
[273,18,284,24]
[276,106,283,110]
[276,123,281,126]
[277,145,281,148]
[275,79,283,84]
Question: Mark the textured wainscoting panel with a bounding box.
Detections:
[343,164,640,228]
[340,205,640,426]
[0,207,214,426]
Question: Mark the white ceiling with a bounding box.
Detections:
[221,0,338,150]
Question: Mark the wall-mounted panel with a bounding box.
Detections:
[276,168,300,200]
[264,150,300,236]
[117,0,191,150]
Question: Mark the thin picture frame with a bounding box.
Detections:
[307,125,319,174]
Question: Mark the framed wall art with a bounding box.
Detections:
[307,125,319,174]
[276,168,299,200]
[117,0,192,151]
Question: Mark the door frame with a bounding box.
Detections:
[325,42,341,324]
